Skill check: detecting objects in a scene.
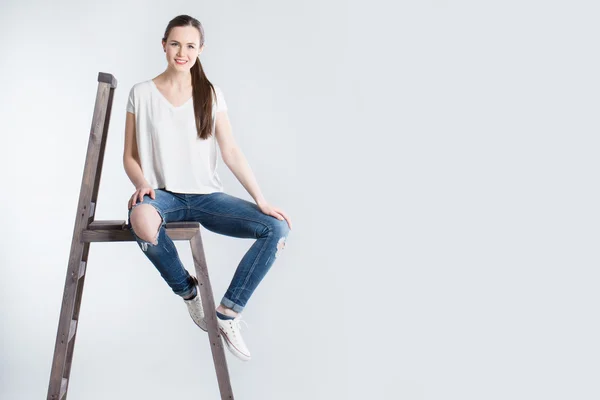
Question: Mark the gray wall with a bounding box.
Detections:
[1,1,598,399]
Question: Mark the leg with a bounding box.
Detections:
[187,192,291,313]
[127,189,197,298]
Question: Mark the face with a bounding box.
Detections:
[162,25,204,70]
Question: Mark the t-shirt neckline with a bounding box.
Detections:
[149,79,193,109]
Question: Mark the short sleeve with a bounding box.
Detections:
[126,86,135,114]
[214,86,227,112]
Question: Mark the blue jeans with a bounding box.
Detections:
[126,189,290,313]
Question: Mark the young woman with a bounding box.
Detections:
[123,15,292,362]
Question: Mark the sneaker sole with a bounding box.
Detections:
[195,321,208,332]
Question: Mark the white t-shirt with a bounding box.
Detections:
[126,79,228,194]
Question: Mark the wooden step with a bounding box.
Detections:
[82,220,203,242]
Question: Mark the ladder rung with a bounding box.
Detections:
[82,221,201,242]
[59,377,68,399]
[88,220,128,230]
[68,319,77,343]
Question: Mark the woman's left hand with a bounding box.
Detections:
[258,202,293,230]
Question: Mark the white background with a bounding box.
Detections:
[1,1,598,399]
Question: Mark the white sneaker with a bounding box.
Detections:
[217,314,251,361]
[183,277,207,332]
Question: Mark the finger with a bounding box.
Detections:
[281,214,292,230]
[273,208,292,230]
[275,208,290,222]
[151,189,155,199]
[131,195,137,206]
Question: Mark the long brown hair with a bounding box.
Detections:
[162,15,218,140]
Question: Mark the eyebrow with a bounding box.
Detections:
[170,40,197,45]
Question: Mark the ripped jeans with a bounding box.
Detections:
[127,189,290,313]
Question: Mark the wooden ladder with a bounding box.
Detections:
[46,72,234,400]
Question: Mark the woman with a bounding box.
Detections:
[123,15,292,362]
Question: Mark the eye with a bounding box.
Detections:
[188,45,194,49]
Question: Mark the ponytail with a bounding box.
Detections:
[191,57,216,140]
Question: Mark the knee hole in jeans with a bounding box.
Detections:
[130,204,163,245]
[275,236,287,258]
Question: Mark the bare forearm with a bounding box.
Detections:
[123,156,150,189]
[224,151,267,206]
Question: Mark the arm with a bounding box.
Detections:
[123,112,150,189]
[215,110,267,206]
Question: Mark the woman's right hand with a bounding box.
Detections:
[128,186,155,210]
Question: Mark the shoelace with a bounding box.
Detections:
[229,316,250,332]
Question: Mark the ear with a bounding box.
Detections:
[198,44,205,55]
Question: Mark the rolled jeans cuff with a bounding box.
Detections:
[220,297,244,313]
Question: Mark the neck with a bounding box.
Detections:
[159,69,192,89]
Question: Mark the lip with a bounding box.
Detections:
[175,59,188,64]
